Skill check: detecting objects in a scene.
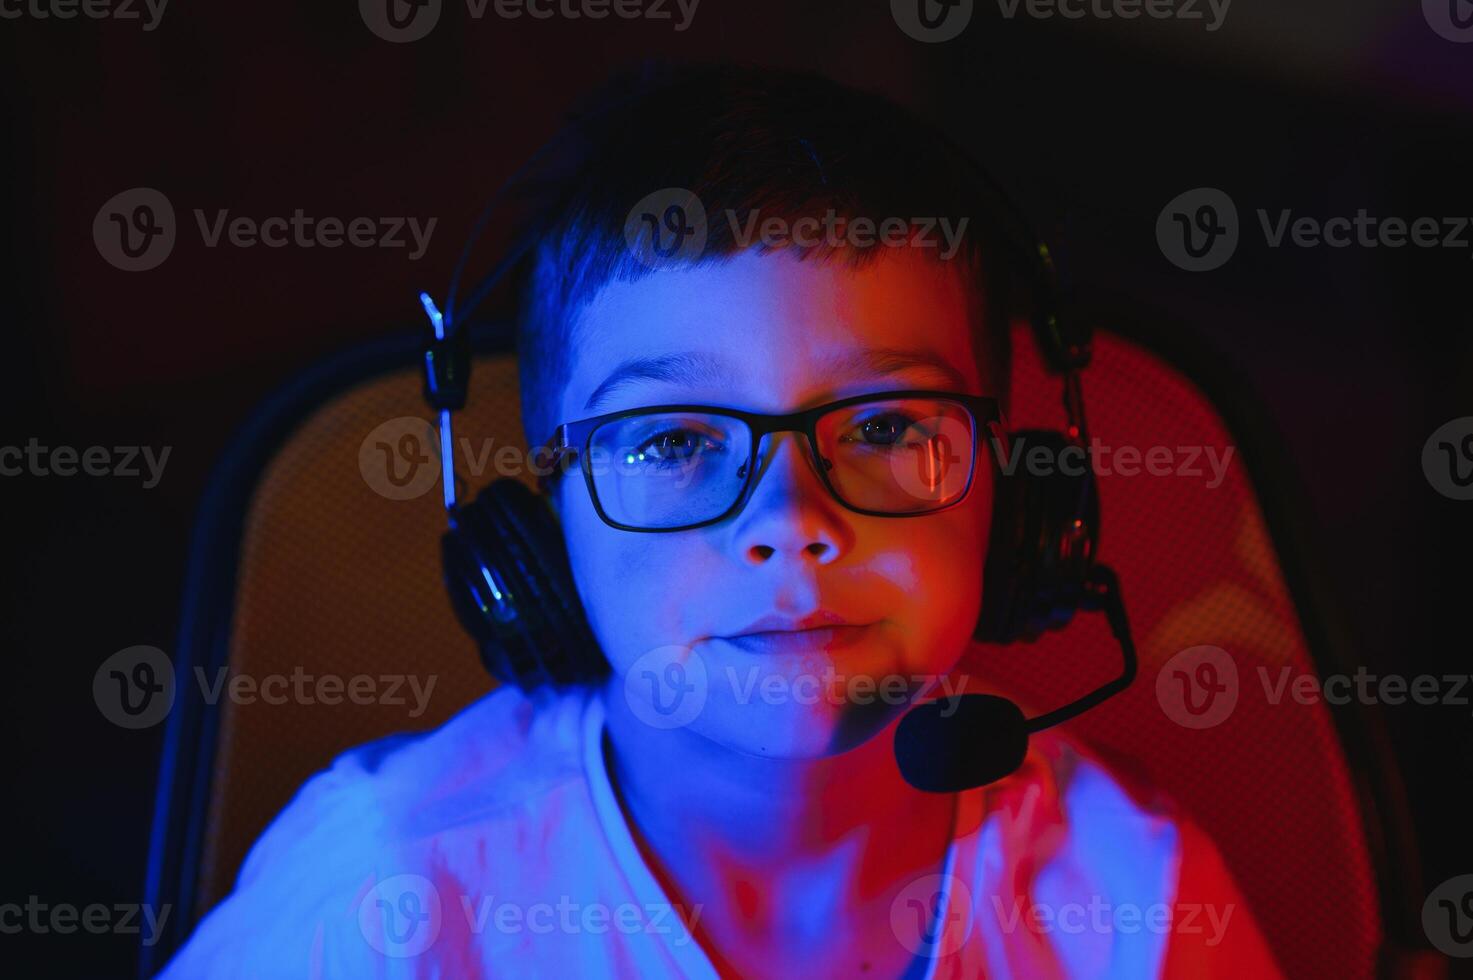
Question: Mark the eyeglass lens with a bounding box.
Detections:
[584,397,977,529]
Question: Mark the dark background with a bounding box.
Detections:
[3,0,1471,974]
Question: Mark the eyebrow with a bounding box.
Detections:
[582,345,972,413]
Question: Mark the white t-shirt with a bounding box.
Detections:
[159,685,1280,978]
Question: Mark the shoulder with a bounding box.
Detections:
[964,729,1283,977]
[238,683,593,878]
[160,684,602,978]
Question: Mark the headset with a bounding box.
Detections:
[418,87,1139,792]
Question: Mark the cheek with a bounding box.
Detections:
[871,483,991,672]
[557,485,705,674]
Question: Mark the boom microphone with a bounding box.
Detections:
[894,694,1030,793]
[893,565,1139,793]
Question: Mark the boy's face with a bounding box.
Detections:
[553,248,993,759]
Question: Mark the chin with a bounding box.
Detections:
[695,691,914,760]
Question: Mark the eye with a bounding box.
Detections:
[631,427,725,466]
[842,411,922,448]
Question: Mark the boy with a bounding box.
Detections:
[159,64,1282,978]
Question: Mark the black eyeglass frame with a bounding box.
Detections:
[536,389,1005,533]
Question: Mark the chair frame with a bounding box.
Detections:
[139,321,515,977]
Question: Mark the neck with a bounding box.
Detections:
[598,677,957,902]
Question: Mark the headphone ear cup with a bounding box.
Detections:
[977,429,1099,643]
[442,514,540,688]
[441,478,606,690]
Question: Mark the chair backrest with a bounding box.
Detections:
[146,323,1403,978]
[997,321,1384,978]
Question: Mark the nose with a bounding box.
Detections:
[730,431,851,566]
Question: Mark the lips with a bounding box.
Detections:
[713,610,878,656]
[729,609,855,634]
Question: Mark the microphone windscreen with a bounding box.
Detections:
[893,694,1030,793]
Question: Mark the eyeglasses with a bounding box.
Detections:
[539,390,1003,532]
